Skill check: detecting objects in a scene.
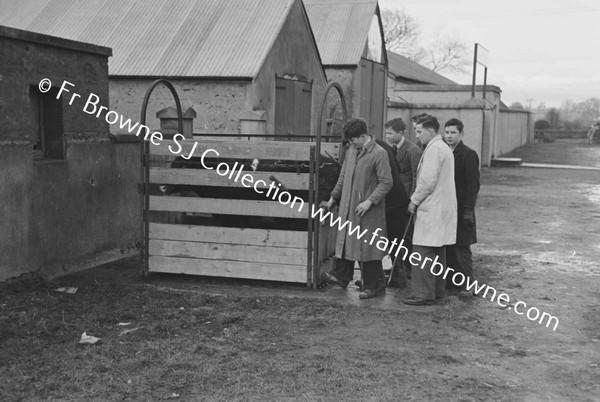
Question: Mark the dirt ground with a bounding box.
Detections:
[1,140,599,401]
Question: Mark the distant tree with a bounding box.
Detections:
[424,34,469,73]
[381,8,468,73]
[380,8,424,61]
[524,98,535,111]
[560,99,576,122]
[545,108,560,128]
[533,102,548,121]
[510,102,524,110]
[534,120,550,130]
[573,97,600,125]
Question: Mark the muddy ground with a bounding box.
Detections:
[1,139,599,401]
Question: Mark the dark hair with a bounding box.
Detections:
[384,118,406,132]
[343,118,368,139]
[410,113,429,122]
[417,115,440,133]
[444,118,464,133]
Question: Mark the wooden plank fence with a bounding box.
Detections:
[142,138,341,287]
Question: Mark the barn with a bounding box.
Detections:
[0,0,328,138]
[305,0,388,139]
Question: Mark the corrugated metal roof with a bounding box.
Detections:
[387,50,457,85]
[0,0,295,77]
[304,0,378,66]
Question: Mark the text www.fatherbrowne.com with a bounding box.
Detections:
[43,78,559,332]
[309,206,559,331]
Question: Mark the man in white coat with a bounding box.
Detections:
[404,116,457,305]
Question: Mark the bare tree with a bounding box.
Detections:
[424,35,469,73]
[524,98,535,111]
[381,8,468,73]
[380,8,425,61]
[545,108,561,128]
[560,99,576,122]
[573,98,600,124]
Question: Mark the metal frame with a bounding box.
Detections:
[312,82,349,288]
[140,79,183,276]
[140,79,348,287]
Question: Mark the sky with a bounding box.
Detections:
[379,0,600,108]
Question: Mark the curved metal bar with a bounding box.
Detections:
[313,82,349,287]
[140,79,184,276]
[140,79,184,131]
[316,81,348,145]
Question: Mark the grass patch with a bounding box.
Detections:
[0,271,519,401]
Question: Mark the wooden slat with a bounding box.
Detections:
[149,224,308,248]
[149,196,308,218]
[150,139,340,160]
[148,256,307,283]
[149,239,306,265]
[150,168,310,190]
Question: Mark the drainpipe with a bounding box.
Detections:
[481,107,487,165]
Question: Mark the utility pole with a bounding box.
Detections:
[471,43,489,99]
[471,43,478,98]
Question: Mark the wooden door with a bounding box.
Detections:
[275,77,312,140]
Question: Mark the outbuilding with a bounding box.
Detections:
[305,0,388,139]
[0,0,327,138]
[0,25,139,281]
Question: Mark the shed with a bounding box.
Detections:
[0,25,139,281]
[305,0,388,139]
[387,50,457,87]
[0,0,327,138]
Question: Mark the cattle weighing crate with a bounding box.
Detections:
[142,137,342,287]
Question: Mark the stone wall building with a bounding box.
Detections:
[0,0,327,138]
[0,26,139,281]
[386,50,532,166]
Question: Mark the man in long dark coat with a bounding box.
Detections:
[323,118,393,299]
[351,137,408,290]
[443,118,480,294]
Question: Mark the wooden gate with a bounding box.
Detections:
[140,80,348,287]
[143,139,340,286]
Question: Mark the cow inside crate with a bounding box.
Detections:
[160,155,340,230]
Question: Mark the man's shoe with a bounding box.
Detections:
[403,297,434,306]
[358,288,386,299]
[359,289,376,299]
[322,272,348,289]
[458,289,475,299]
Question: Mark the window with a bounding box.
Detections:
[30,85,64,160]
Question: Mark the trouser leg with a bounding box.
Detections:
[446,244,473,290]
[411,245,446,300]
[390,256,407,287]
[434,247,447,299]
[362,260,386,291]
[331,258,355,285]
[446,245,460,290]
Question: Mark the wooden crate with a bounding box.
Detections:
[142,138,341,287]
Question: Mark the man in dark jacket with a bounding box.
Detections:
[443,118,480,294]
[375,138,409,254]
[384,118,422,286]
